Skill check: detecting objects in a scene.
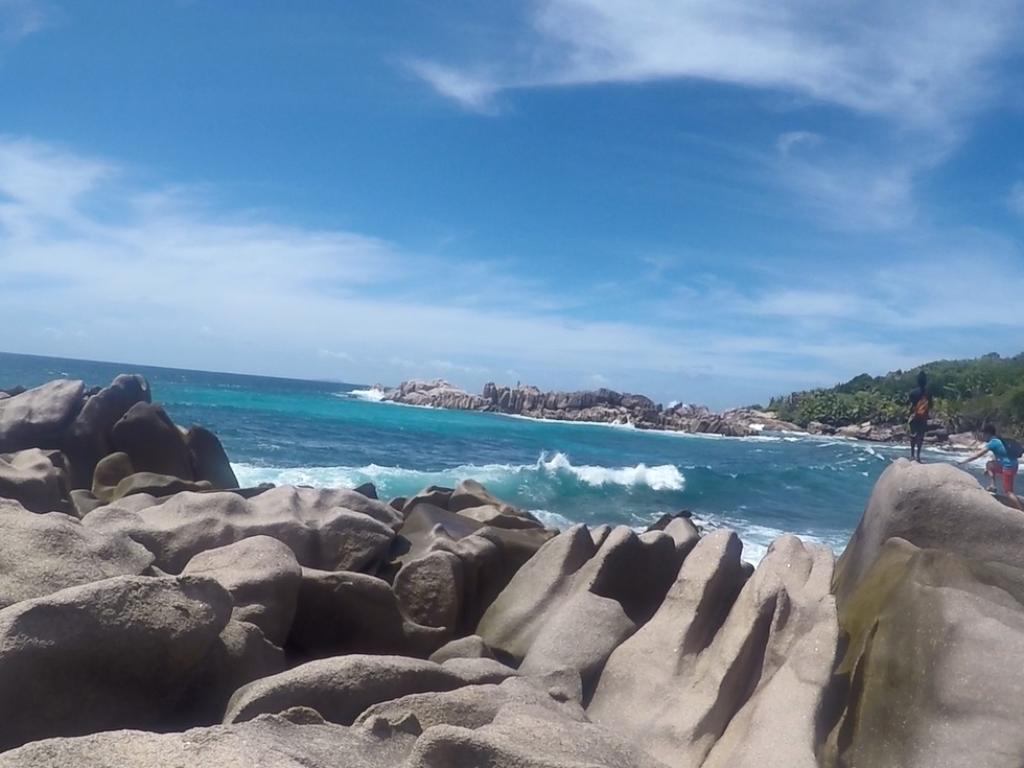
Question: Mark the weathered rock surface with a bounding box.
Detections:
[429,634,495,663]
[355,676,585,735]
[394,550,464,630]
[0,380,84,453]
[224,654,477,725]
[405,704,669,768]
[187,619,287,723]
[834,458,1024,604]
[110,402,195,480]
[0,715,415,768]
[63,374,150,490]
[393,502,555,633]
[384,379,801,437]
[479,524,689,689]
[182,536,301,645]
[91,450,136,502]
[0,448,68,512]
[0,575,232,750]
[588,530,838,768]
[84,488,397,573]
[289,568,447,658]
[824,459,1024,768]
[184,424,239,489]
[0,499,153,609]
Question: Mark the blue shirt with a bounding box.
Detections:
[988,438,1018,469]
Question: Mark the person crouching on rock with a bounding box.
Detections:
[907,370,932,463]
[959,424,1023,510]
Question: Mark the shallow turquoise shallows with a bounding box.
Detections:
[1,351,960,561]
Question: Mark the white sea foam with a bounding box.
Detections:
[531,509,576,530]
[537,452,685,491]
[346,387,386,402]
[691,514,848,565]
[233,451,686,494]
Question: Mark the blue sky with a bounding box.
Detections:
[1,0,1023,408]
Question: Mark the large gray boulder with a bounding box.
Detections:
[0,499,154,609]
[394,503,555,632]
[0,448,68,512]
[0,380,84,453]
[478,525,688,689]
[84,488,396,573]
[406,704,668,768]
[110,402,195,480]
[185,619,287,723]
[834,458,1024,603]
[589,530,838,768]
[108,471,213,500]
[825,539,1024,768]
[355,676,585,734]
[823,459,1024,768]
[289,569,447,658]
[182,536,302,645]
[585,532,831,768]
[701,537,838,768]
[185,424,239,489]
[394,550,464,630]
[223,654,476,725]
[477,525,597,660]
[0,575,232,750]
[449,478,525,518]
[0,714,415,768]
[428,634,495,663]
[63,374,150,490]
[249,485,403,529]
[91,450,136,502]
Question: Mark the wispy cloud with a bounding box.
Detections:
[414,0,1021,128]
[776,131,821,157]
[1009,181,1024,217]
[3,136,1020,407]
[410,1,1021,236]
[0,0,53,43]
[408,60,500,113]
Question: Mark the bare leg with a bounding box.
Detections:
[1006,491,1023,511]
[985,466,997,492]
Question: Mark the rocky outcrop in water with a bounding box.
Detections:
[383,379,801,437]
[1,375,1021,766]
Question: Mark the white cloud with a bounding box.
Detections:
[415,0,1021,127]
[1009,181,1024,217]
[776,150,917,231]
[3,136,1021,408]
[317,348,353,362]
[408,60,500,113]
[776,131,821,157]
[0,0,52,42]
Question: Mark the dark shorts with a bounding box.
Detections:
[909,418,927,437]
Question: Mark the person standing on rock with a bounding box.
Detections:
[959,424,1022,510]
[907,370,933,463]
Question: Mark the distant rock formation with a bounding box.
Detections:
[383,379,801,437]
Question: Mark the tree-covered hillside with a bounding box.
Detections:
[769,353,1024,434]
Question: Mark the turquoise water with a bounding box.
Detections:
[1,351,953,561]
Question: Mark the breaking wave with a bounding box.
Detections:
[234,451,685,497]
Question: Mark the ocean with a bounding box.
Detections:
[1,351,962,562]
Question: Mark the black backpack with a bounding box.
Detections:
[1002,437,1024,460]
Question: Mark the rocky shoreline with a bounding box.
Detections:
[379,379,978,449]
[381,379,803,437]
[0,373,1018,766]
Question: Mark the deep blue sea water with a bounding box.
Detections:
[0,351,963,561]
